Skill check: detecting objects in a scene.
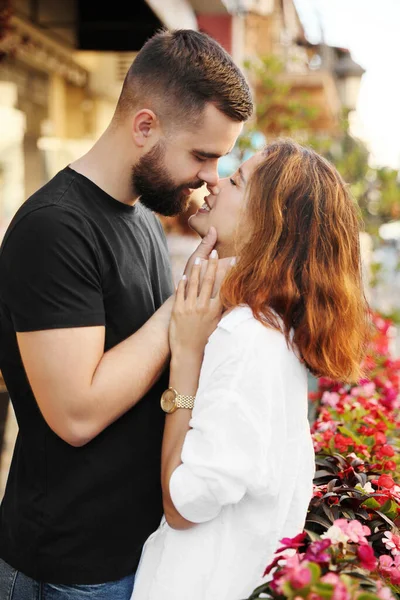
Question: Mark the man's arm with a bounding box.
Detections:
[17,298,172,447]
[16,227,220,448]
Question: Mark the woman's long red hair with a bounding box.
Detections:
[221,139,370,383]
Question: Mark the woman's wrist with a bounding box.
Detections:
[170,348,203,370]
[169,352,202,397]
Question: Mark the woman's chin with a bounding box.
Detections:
[188,213,207,237]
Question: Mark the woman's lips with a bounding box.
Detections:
[196,197,211,214]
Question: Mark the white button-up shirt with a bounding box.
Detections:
[132,306,315,600]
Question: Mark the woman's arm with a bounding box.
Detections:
[161,254,223,529]
[161,353,202,529]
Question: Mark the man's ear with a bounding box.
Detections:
[132,109,159,148]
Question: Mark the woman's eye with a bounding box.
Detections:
[229,177,237,186]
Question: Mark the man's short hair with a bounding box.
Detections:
[114,29,253,127]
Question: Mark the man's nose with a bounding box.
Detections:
[199,164,220,196]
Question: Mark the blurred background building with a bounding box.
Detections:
[0,0,365,236]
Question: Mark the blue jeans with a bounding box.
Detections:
[0,558,135,599]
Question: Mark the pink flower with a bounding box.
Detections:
[351,386,363,397]
[334,519,371,545]
[263,553,287,577]
[322,391,340,407]
[321,573,339,585]
[376,582,397,600]
[382,531,400,556]
[321,574,350,600]
[304,539,331,564]
[357,544,377,570]
[321,524,349,545]
[276,532,307,553]
[288,566,311,589]
[362,382,376,397]
[378,554,400,585]
[274,555,311,593]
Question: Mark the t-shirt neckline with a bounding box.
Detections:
[65,166,138,214]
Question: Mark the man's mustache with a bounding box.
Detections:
[178,180,204,191]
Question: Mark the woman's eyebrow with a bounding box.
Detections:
[238,167,246,185]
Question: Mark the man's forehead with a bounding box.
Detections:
[177,112,242,156]
[188,128,240,157]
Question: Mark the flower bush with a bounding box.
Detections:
[248,313,400,600]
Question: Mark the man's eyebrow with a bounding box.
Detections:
[238,167,246,185]
[192,150,229,159]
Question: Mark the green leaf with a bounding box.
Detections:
[361,497,381,509]
[306,514,333,529]
[308,561,322,584]
[375,510,396,527]
[340,509,356,519]
[313,582,334,599]
[304,529,321,542]
[379,499,399,520]
[315,470,335,478]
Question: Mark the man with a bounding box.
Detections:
[0,29,252,599]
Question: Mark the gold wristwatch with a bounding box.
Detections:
[160,387,195,414]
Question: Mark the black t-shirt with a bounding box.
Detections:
[0,167,174,584]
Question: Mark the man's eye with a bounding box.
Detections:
[195,155,207,163]
[229,177,237,186]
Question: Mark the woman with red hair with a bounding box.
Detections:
[132,140,369,600]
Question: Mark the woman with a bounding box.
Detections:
[132,140,369,600]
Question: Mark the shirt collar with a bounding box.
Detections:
[218,306,254,333]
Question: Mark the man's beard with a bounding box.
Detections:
[131,141,203,217]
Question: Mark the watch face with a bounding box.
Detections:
[160,388,177,413]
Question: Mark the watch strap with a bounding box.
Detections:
[175,394,195,409]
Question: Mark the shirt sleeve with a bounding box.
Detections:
[169,336,278,523]
[0,205,105,332]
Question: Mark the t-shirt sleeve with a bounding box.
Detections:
[169,337,279,524]
[0,205,105,332]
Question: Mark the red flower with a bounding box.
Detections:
[376,445,395,459]
[358,426,375,436]
[376,421,387,432]
[334,434,353,452]
[383,461,396,471]
[374,432,387,445]
[378,474,395,490]
[357,544,377,571]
